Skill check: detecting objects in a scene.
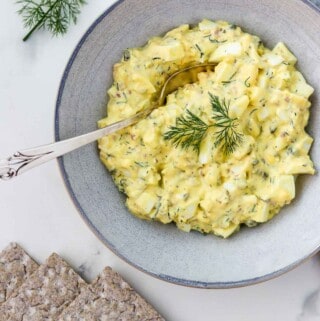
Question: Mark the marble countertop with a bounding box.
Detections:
[1,1,320,320]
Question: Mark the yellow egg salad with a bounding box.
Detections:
[98,20,315,238]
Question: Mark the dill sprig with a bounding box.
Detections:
[164,93,243,156]
[163,109,210,153]
[16,0,86,41]
[209,93,243,155]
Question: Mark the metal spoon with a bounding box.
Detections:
[0,63,216,180]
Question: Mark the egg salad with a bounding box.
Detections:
[98,20,315,238]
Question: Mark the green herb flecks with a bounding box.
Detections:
[204,34,227,43]
[115,92,128,104]
[221,80,235,85]
[16,0,86,41]
[164,94,243,156]
[123,49,131,61]
[244,76,251,87]
[134,161,149,168]
[195,44,204,58]
[221,71,237,86]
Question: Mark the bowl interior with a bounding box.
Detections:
[56,0,320,287]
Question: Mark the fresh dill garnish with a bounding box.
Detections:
[164,93,243,156]
[16,0,86,41]
[163,109,210,153]
[209,93,243,155]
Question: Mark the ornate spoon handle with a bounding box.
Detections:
[1,64,217,181]
[0,108,151,180]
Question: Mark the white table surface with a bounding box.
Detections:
[1,1,320,320]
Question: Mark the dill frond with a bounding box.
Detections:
[16,0,86,41]
[209,93,243,155]
[164,93,243,156]
[163,109,209,153]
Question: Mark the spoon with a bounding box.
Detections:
[0,63,216,180]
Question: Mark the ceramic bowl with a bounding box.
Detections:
[55,0,320,288]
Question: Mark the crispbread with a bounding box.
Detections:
[0,253,86,321]
[58,266,165,321]
[0,243,38,304]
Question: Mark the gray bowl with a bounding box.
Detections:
[55,0,320,288]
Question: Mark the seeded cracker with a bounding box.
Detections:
[0,253,86,321]
[58,266,165,321]
[0,243,38,304]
